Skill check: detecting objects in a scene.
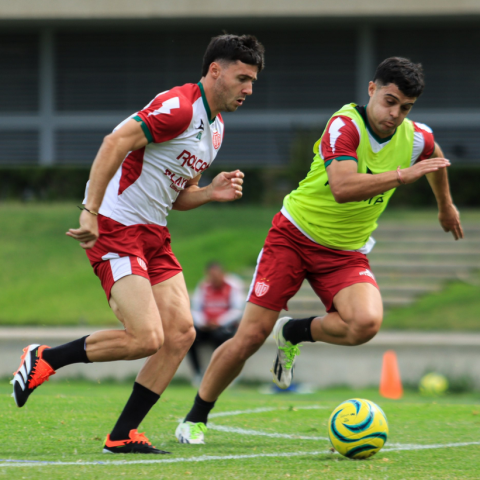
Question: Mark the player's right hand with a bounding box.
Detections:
[66,209,99,249]
[208,170,244,202]
[401,158,450,184]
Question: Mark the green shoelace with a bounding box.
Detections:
[190,422,207,439]
[278,343,302,369]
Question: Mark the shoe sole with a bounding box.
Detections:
[178,436,204,444]
[102,448,171,454]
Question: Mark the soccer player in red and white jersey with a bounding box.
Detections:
[11,34,265,454]
[176,57,464,446]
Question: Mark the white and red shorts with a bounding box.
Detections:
[86,215,182,300]
[247,212,379,313]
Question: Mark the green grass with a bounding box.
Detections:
[0,203,117,325]
[0,203,277,325]
[1,202,480,328]
[384,272,480,330]
[0,380,479,479]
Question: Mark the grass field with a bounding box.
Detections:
[0,203,278,325]
[1,203,480,328]
[0,380,479,479]
[383,271,480,330]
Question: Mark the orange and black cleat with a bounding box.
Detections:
[11,344,56,407]
[103,429,171,454]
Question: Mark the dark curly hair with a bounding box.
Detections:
[201,34,265,77]
[373,57,425,98]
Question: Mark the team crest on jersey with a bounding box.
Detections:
[255,281,270,297]
[212,131,221,150]
[137,257,148,271]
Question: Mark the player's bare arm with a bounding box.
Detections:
[426,142,463,240]
[172,170,244,211]
[66,119,148,249]
[326,156,451,204]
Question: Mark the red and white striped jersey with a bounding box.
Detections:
[84,82,224,226]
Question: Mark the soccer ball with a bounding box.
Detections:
[419,373,448,396]
[328,398,389,459]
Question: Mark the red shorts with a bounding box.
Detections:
[247,212,378,313]
[86,215,182,300]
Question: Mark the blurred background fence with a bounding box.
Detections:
[1,1,480,202]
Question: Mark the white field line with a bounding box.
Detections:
[3,405,479,468]
[204,404,330,419]
[1,442,480,468]
[208,423,329,441]
[383,441,480,452]
[0,451,328,468]
[209,407,277,418]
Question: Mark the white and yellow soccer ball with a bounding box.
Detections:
[419,373,448,396]
[328,398,389,459]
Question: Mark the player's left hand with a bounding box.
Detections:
[438,203,464,240]
[66,209,99,249]
[208,170,244,202]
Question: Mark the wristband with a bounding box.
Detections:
[396,166,406,185]
[77,205,99,216]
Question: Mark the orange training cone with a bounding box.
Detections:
[379,350,403,399]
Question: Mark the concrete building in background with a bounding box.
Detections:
[1,0,479,167]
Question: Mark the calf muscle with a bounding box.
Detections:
[199,302,279,402]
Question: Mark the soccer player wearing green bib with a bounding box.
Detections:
[176,57,463,444]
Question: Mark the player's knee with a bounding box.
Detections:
[138,329,164,357]
[348,311,382,346]
[165,322,196,355]
[235,329,269,361]
[176,324,196,351]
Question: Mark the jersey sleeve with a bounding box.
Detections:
[136,91,193,144]
[411,122,435,164]
[320,115,360,167]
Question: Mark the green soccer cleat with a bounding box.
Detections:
[271,317,302,389]
[175,421,207,444]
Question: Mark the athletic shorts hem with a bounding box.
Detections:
[150,269,183,288]
[104,271,147,301]
[247,298,283,313]
[86,215,182,301]
[325,278,380,313]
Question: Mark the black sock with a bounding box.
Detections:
[42,336,91,370]
[110,382,160,441]
[184,392,216,425]
[282,317,315,345]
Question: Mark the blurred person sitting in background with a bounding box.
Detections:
[188,262,244,384]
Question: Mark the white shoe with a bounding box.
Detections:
[271,317,302,389]
[175,421,207,444]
